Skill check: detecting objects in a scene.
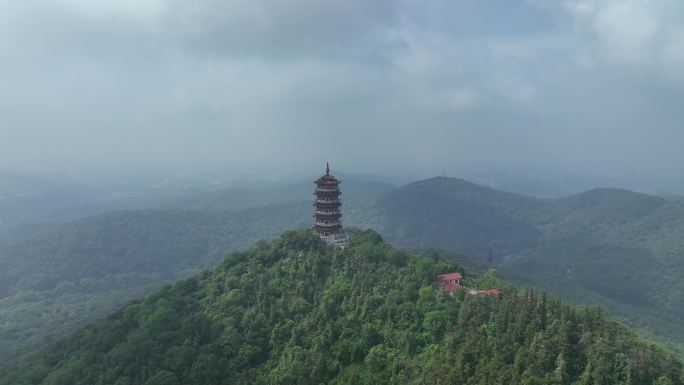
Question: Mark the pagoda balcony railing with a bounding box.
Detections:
[314,199,342,204]
[315,222,342,227]
[314,210,341,215]
[314,190,341,194]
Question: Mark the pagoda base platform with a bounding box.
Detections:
[316,230,348,247]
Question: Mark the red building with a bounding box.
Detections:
[436,272,463,293]
[478,288,501,296]
[436,272,501,297]
[313,163,347,246]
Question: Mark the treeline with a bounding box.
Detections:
[1,230,681,385]
[345,177,684,354]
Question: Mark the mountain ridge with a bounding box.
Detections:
[3,176,684,360]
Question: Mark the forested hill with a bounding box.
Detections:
[347,177,542,253]
[4,176,684,362]
[345,177,684,354]
[0,178,392,361]
[0,205,311,361]
[1,230,681,385]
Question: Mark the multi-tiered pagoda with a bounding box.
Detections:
[313,163,347,246]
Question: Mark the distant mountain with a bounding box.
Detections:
[0,176,392,361]
[352,177,684,354]
[664,194,684,203]
[0,172,395,230]
[2,231,681,385]
[0,205,311,361]
[0,170,151,229]
[0,171,81,229]
[3,175,684,362]
[158,179,395,212]
[351,177,541,254]
[0,170,59,198]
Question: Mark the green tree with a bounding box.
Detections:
[143,371,180,385]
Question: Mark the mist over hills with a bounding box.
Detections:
[0,205,312,361]
[0,170,395,231]
[5,0,684,381]
[2,175,684,362]
[0,178,389,360]
[158,178,395,212]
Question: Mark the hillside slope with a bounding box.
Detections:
[1,231,681,385]
[350,177,542,254]
[357,177,684,354]
[4,176,684,361]
[0,204,311,361]
[0,177,389,361]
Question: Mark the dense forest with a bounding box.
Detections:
[339,177,684,354]
[1,230,681,385]
[0,206,310,361]
[4,176,684,363]
[0,178,390,360]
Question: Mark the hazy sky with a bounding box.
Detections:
[1,0,683,181]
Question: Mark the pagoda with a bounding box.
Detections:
[313,163,347,246]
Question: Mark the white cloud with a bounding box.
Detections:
[537,0,684,81]
[56,0,166,20]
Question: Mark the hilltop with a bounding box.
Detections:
[358,178,684,353]
[0,176,390,360]
[350,177,541,253]
[3,176,684,360]
[1,230,681,385]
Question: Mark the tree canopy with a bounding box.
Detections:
[2,230,681,385]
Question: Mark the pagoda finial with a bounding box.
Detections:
[326,162,330,175]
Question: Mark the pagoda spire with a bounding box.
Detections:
[326,162,330,175]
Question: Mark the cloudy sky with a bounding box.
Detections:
[1,0,683,183]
